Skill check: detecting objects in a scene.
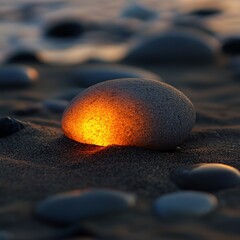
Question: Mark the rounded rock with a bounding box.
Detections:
[35,189,136,225]
[62,78,196,151]
[121,3,157,21]
[43,19,84,39]
[222,36,240,56]
[124,28,220,63]
[4,49,43,64]
[188,8,221,18]
[154,191,218,218]
[0,66,38,88]
[172,163,240,191]
[0,117,25,138]
[70,64,161,87]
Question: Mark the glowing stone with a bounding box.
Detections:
[62,78,196,151]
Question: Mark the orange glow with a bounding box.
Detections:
[62,90,148,148]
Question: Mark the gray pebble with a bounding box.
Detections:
[36,189,136,225]
[121,3,158,21]
[70,64,161,87]
[124,28,220,63]
[154,191,218,218]
[0,65,38,88]
[62,78,196,151]
[172,163,240,191]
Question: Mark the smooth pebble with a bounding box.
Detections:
[4,49,42,64]
[121,3,157,21]
[124,28,220,63]
[0,117,25,138]
[70,64,161,87]
[154,191,218,218]
[62,78,196,151]
[44,19,84,39]
[0,66,38,88]
[172,163,240,191]
[188,8,221,17]
[36,189,136,225]
[222,36,240,56]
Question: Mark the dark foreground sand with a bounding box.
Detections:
[0,63,240,239]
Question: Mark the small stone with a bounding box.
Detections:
[44,19,84,39]
[42,99,69,114]
[62,78,196,151]
[36,189,136,225]
[0,66,38,88]
[121,3,158,21]
[172,163,240,191]
[154,191,218,218]
[0,117,25,138]
[4,49,42,64]
[52,88,84,101]
[70,64,161,87]
[123,28,220,63]
[188,8,221,17]
[222,36,240,56]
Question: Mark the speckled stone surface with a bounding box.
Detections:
[62,78,196,151]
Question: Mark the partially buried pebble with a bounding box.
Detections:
[0,117,25,138]
[153,191,218,218]
[123,28,220,63]
[70,64,161,87]
[172,163,240,191]
[35,189,136,225]
[0,66,38,88]
[62,78,196,151]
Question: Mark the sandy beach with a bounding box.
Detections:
[0,0,240,239]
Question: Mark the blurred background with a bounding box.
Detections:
[0,0,240,65]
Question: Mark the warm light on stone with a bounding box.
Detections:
[62,78,196,151]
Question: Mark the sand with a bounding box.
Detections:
[0,63,239,239]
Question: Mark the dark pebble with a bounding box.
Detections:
[70,64,160,87]
[0,66,38,88]
[123,28,219,63]
[188,8,221,17]
[36,189,136,225]
[172,163,240,191]
[0,117,25,138]
[121,3,157,21]
[4,49,43,64]
[222,36,240,56]
[44,19,84,39]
